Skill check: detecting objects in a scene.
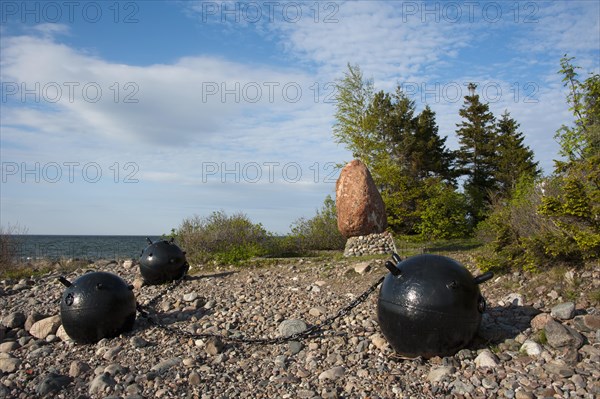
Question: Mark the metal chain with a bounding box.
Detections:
[136,275,385,346]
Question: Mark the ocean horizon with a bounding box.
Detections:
[8,235,164,261]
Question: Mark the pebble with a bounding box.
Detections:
[2,312,26,329]
[551,302,576,320]
[0,357,21,373]
[474,349,500,368]
[189,371,201,385]
[29,315,61,340]
[370,334,388,350]
[288,340,303,355]
[0,341,20,353]
[36,372,72,396]
[104,363,128,375]
[151,357,182,374]
[69,361,90,377]
[544,360,574,378]
[205,337,224,356]
[515,389,534,399]
[520,340,543,357]
[0,259,598,398]
[55,325,70,341]
[573,314,600,332]
[427,366,455,382]
[89,372,116,395]
[309,307,326,317]
[130,336,150,348]
[318,366,345,381]
[482,377,498,389]
[278,319,307,338]
[354,262,371,274]
[452,379,475,395]
[545,319,581,348]
[24,312,45,331]
[103,345,123,360]
[530,313,552,331]
[183,292,198,302]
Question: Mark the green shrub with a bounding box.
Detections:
[176,211,270,265]
[0,224,28,274]
[538,170,600,261]
[416,181,471,240]
[476,169,599,273]
[288,195,346,252]
[264,235,305,258]
[475,176,549,272]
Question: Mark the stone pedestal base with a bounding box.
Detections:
[343,231,396,257]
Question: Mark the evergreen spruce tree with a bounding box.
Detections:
[455,83,498,225]
[495,110,540,196]
[414,105,455,183]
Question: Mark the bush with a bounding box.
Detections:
[288,195,346,252]
[475,171,599,273]
[538,166,600,260]
[0,224,28,273]
[176,211,271,265]
[475,177,547,272]
[416,181,471,240]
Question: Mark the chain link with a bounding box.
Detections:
[136,274,385,346]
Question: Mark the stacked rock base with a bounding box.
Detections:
[343,231,396,257]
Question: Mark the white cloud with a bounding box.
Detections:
[517,1,600,57]
[0,26,349,233]
[31,22,71,38]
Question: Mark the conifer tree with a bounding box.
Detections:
[455,83,498,225]
[414,105,455,183]
[495,110,540,196]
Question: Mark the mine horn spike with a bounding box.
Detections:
[473,271,494,285]
[58,276,72,287]
[385,261,401,276]
[146,237,153,245]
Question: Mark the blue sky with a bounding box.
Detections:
[1,0,599,235]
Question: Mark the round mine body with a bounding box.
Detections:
[377,254,486,358]
[139,240,188,285]
[60,272,136,344]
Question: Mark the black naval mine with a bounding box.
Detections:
[377,253,493,358]
[58,271,136,344]
[139,238,189,285]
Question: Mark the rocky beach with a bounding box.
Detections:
[0,255,599,398]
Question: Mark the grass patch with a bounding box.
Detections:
[587,289,600,306]
[534,330,548,345]
[393,237,483,258]
[0,258,88,280]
